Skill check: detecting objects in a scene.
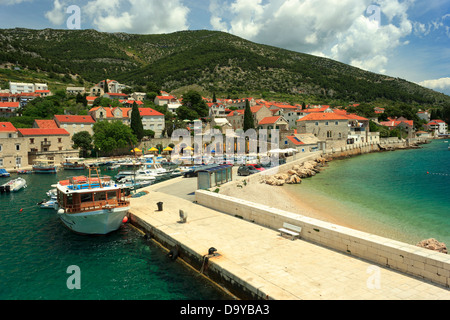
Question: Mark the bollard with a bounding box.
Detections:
[157,202,163,211]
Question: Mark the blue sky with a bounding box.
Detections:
[0,0,449,96]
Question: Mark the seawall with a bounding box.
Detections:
[194,189,450,288]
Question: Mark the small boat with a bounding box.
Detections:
[0,168,10,177]
[54,167,130,235]
[17,169,32,174]
[38,195,58,209]
[0,177,27,193]
[32,160,57,174]
[61,157,86,170]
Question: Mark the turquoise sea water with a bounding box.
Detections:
[286,140,450,246]
[0,169,230,300]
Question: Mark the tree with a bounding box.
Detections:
[243,99,254,131]
[178,90,208,120]
[130,102,144,141]
[72,131,92,158]
[104,79,108,93]
[93,121,137,155]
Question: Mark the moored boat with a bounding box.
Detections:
[0,168,10,177]
[54,168,130,235]
[61,157,86,170]
[0,177,27,193]
[32,160,57,174]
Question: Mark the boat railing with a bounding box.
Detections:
[63,199,129,214]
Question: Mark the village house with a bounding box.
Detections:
[379,117,415,138]
[88,106,165,137]
[53,115,96,137]
[207,102,227,118]
[417,110,431,122]
[35,90,52,98]
[268,104,302,129]
[296,112,350,148]
[0,122,25,170]
[66,87,86,95]
[17,127,77,166]
[0,122,77,170]
[425,119,448,135]
[9,82,48,94]
[154,95,182,113]
[282,132,320,152]
[226,105,273,131]
[0,101,20,118]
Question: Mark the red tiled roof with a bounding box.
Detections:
[18,128,70,136]
[54,115,95,124]
[156,95,176,100]
[297,113,349,121]
[89,107,114,118]
[0,102,20,108]
[259,116,282,125]
[138,108,164,116]
[287,136,305,145]
[35,120,59,129]
[0,122,17,132]
[343,113,369,121]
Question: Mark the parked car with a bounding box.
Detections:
[237,165,259,176]
[247,164,265,171]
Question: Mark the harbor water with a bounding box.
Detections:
[285,140,450,246]
[0,168,231,300]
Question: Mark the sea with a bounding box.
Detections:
[285,139,450,246]
[0,167,231,300]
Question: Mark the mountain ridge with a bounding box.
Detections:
[0,27,449,106]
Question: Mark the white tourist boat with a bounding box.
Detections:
[0,177,27,193]
[55,168,130,235]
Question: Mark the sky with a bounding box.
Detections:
[0,0,449,96]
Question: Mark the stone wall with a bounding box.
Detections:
[195,190,450,288]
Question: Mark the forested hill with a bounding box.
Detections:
[0,28,449,106]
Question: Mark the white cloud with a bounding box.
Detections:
[45,0,67,26]
[84,0,190,34]
[209,0,415,74]
[0,0,32,5]
[418,77,450,92]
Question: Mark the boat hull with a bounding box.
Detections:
[33,167,57,173]
[58,206,130,235]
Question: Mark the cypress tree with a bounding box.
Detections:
[130,102,144,141]
[243,99,254,131]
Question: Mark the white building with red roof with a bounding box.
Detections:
[0,101,20,118]
[425,119,448,135]
[0,122,77,170]
[54,115,96,137]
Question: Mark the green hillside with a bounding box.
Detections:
[1,28,449,107]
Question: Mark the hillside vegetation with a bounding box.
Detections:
[1,28,449,107]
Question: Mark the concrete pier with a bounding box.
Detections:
[128,176,450,300]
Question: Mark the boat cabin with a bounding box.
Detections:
[56,176,129,214]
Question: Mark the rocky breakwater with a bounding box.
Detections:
[262,156,330,186]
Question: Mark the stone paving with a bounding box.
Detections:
[129,179,450,300]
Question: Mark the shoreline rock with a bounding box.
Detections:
[416,238,448,254]
[261,156,330,186]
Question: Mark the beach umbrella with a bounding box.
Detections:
[184,146,194,151]
[148,147,158,152]
[163,146,173,152]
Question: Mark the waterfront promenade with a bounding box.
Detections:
[129,176,450,300]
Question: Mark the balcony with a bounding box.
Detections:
[41,141,51,147]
